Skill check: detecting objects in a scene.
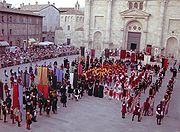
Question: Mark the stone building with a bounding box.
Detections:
[55,1,84,47]
[20,2,60,42]
[84,0,180,59]
[0,5,43,46]
[0,0,12,8]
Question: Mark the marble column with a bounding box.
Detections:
[105,0,113,47]
[84,0,91,48]
[157,0,169,48]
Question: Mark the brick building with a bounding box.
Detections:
[0,2,43,46]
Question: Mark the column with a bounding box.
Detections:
[106,0,112,44]
[84,0,91,47]
[157,0,168,48]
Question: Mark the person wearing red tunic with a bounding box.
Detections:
[26,112,32,130]
[143,98,150,116]
[127,95,133,112]
[109,75,112,86]
[109,88,113,99]
[121,101,127,118]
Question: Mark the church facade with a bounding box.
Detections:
[84,0,180,58]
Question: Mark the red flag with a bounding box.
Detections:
[164,58,168,70]
[43,85,49,98]
[78,63,82,75]
[131,52,136,62]
[37,84,43,94]
[91,49,95,58]
[13,83,19,109]
[120,50,126,59]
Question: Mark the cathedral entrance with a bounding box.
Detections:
[127,32,141,51]
[93,31,102,51]
[126,21,142,52]
[166,37,179,58]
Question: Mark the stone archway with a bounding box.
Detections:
[93,31,102,51]
[166,37,179,58]
[126,21,142,52]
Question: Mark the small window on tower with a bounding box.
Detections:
[139,2,143,10]
[134,2,138,9]
[68,25,70,30]
[129,2,133,9]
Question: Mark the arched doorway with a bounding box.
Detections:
[126,21,142,52]
[166,37,178,58]
[93,31,102,51]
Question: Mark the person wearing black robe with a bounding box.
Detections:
[173,68,177,78]
[98,83,104,98]
[61,94,67,107]
[93,80,99,97]
[52,74,57,89]
[88,79,93,96]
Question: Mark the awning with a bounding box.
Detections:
[28,38,36,43]
[38,41,54,46]
[0,41,9,46]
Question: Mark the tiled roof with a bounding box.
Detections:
[0,7,42,17]
[20,4,60,13]
[59,8,84,15]
[20,4,49,12]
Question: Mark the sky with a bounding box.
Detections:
[5,0,85,8]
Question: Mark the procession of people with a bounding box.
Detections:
[0,48,179,130]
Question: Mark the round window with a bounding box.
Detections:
[133,26,137,30]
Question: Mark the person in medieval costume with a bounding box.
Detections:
[156,101,164,125]
[121,101,127,119]
[143,98,150,116]
[10,107,15,124]
[132,103,141,122]
[38,95,43,115]
[93,79,99,97]
[15,109,22,127]
[74,88,80,101]
[46,98,51,117]
[26,112,32,130]
[6,95,12,114]
[109,87,113,100]
[2,101,7,123]
[61,93,67,107]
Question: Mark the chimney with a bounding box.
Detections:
[29,3,30,5]
[53,3,55,6]
[48,1,50,5]
[36,1,38,5]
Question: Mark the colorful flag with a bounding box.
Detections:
[18,85,23,113]
[0,81,3,100]
[13,83,19,109]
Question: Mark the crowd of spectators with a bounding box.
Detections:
[0,45,79,68]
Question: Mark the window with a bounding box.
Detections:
[65,16,67,22]
[128,1,144,10]
[2,29,4,35]
[67,38,71,45]
[10,29,12,35]
[2,16,4,22]
[67,25,70,30]
[129,2,133,9]
[76,16,79,22]
[9,16,12,22]
[134,2,138,9]
[139,2,143,10]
